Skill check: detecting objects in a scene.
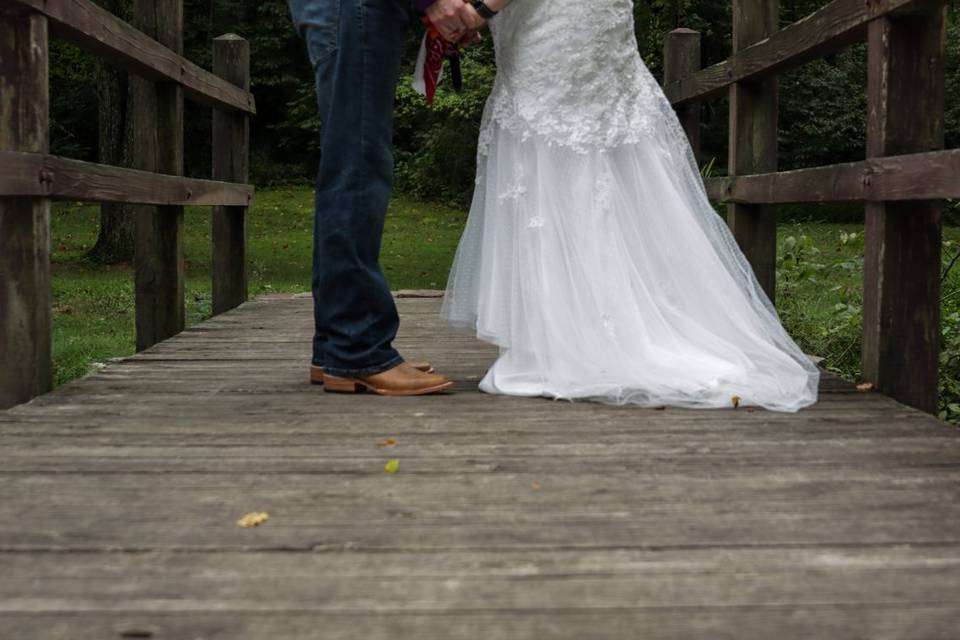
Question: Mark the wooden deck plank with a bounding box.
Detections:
[1,296,959,637]
[4,548,960,611]
[4,607,960,640]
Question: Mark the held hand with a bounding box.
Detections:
[426,0,486,42]
[457,29,483,48]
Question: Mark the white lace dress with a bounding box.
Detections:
[441,0,820,412]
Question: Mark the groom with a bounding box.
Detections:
[288,0,485,395]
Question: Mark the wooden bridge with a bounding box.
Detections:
[2,0,960,637]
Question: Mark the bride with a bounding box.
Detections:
[440,0,820,412]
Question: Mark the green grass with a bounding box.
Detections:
[773,222,868,382]
[50,188,466,385]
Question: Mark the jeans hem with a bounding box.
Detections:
[322,353,405,378]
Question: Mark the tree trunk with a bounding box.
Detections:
[87,0,135,264]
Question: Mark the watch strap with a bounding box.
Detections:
[470,0,498,19]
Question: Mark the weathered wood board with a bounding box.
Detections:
[1,296,959,638]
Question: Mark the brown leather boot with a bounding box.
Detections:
[310,361,435,386]
[323,363,453,396]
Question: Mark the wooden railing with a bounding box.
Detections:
[0,0,254,409]
[663,0,952,414]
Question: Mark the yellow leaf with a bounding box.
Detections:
[857,382,874,392]
[731,395,741,408]
[384,459,400,474]
[237,512,269,528]
[378,437,398,448]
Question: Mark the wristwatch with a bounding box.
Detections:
[469,0,498,19]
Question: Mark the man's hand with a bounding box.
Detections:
[457,29,483,48]
[426,0,485,43]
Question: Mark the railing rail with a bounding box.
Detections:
[664,0,935,106]
[664,0,950,414]
[703,149,960,204]
[0,0,253,409]
[13,0,256,114]
[0,150,254,206]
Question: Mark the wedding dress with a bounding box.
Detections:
[441,0,820,412]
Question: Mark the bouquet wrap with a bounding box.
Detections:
[412,16,462,105]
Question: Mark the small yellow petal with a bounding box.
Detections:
[384,459,400,474]
[237,512,269,528]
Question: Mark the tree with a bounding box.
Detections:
[87,0,136,264]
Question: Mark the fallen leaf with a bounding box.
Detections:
[377,437,397,448]
[531,481,542,491]
[384,459,400,474]
[731,395,741,408]
[237,512,269,528]
[857,382,874,392]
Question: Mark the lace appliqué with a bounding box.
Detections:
[601,313,617,338]
[495,166,545,229]
[478,0,668,156]
[595,162,614,217]
[497,166,527,203]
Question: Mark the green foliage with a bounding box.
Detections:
[941,236,960,423]
[946,5,960,150]
[775,226,863,384]
[394,38,497,205]
[48,41,97,159]
[780,46,868,170]
[775,224,960,426]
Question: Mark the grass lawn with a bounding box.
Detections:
[50,188,960,422]
[50,188,466,385]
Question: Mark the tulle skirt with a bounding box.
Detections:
[442,119,820,413]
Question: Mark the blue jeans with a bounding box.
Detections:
[288,0,410,377]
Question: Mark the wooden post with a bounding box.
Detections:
[728,0,779,302]
[212,34,250,315]
[132,0,184,351]
[0,7,51,409]
[862,6,947,414]
[663,28,702,162]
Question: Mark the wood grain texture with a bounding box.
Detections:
[702,149,960,203]
[132,0,185,352]
[1,296,959,638]
[3,607,960,640]
[663,29,702,161]
[861,8,947,414]
[0,149,253,205]
[727,0,779,303]
[0,7,52,410]
[212,34,250,315]
[664,0,935,106]
[10,0,256,114]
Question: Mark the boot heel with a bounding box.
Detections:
[323,375,364,394]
